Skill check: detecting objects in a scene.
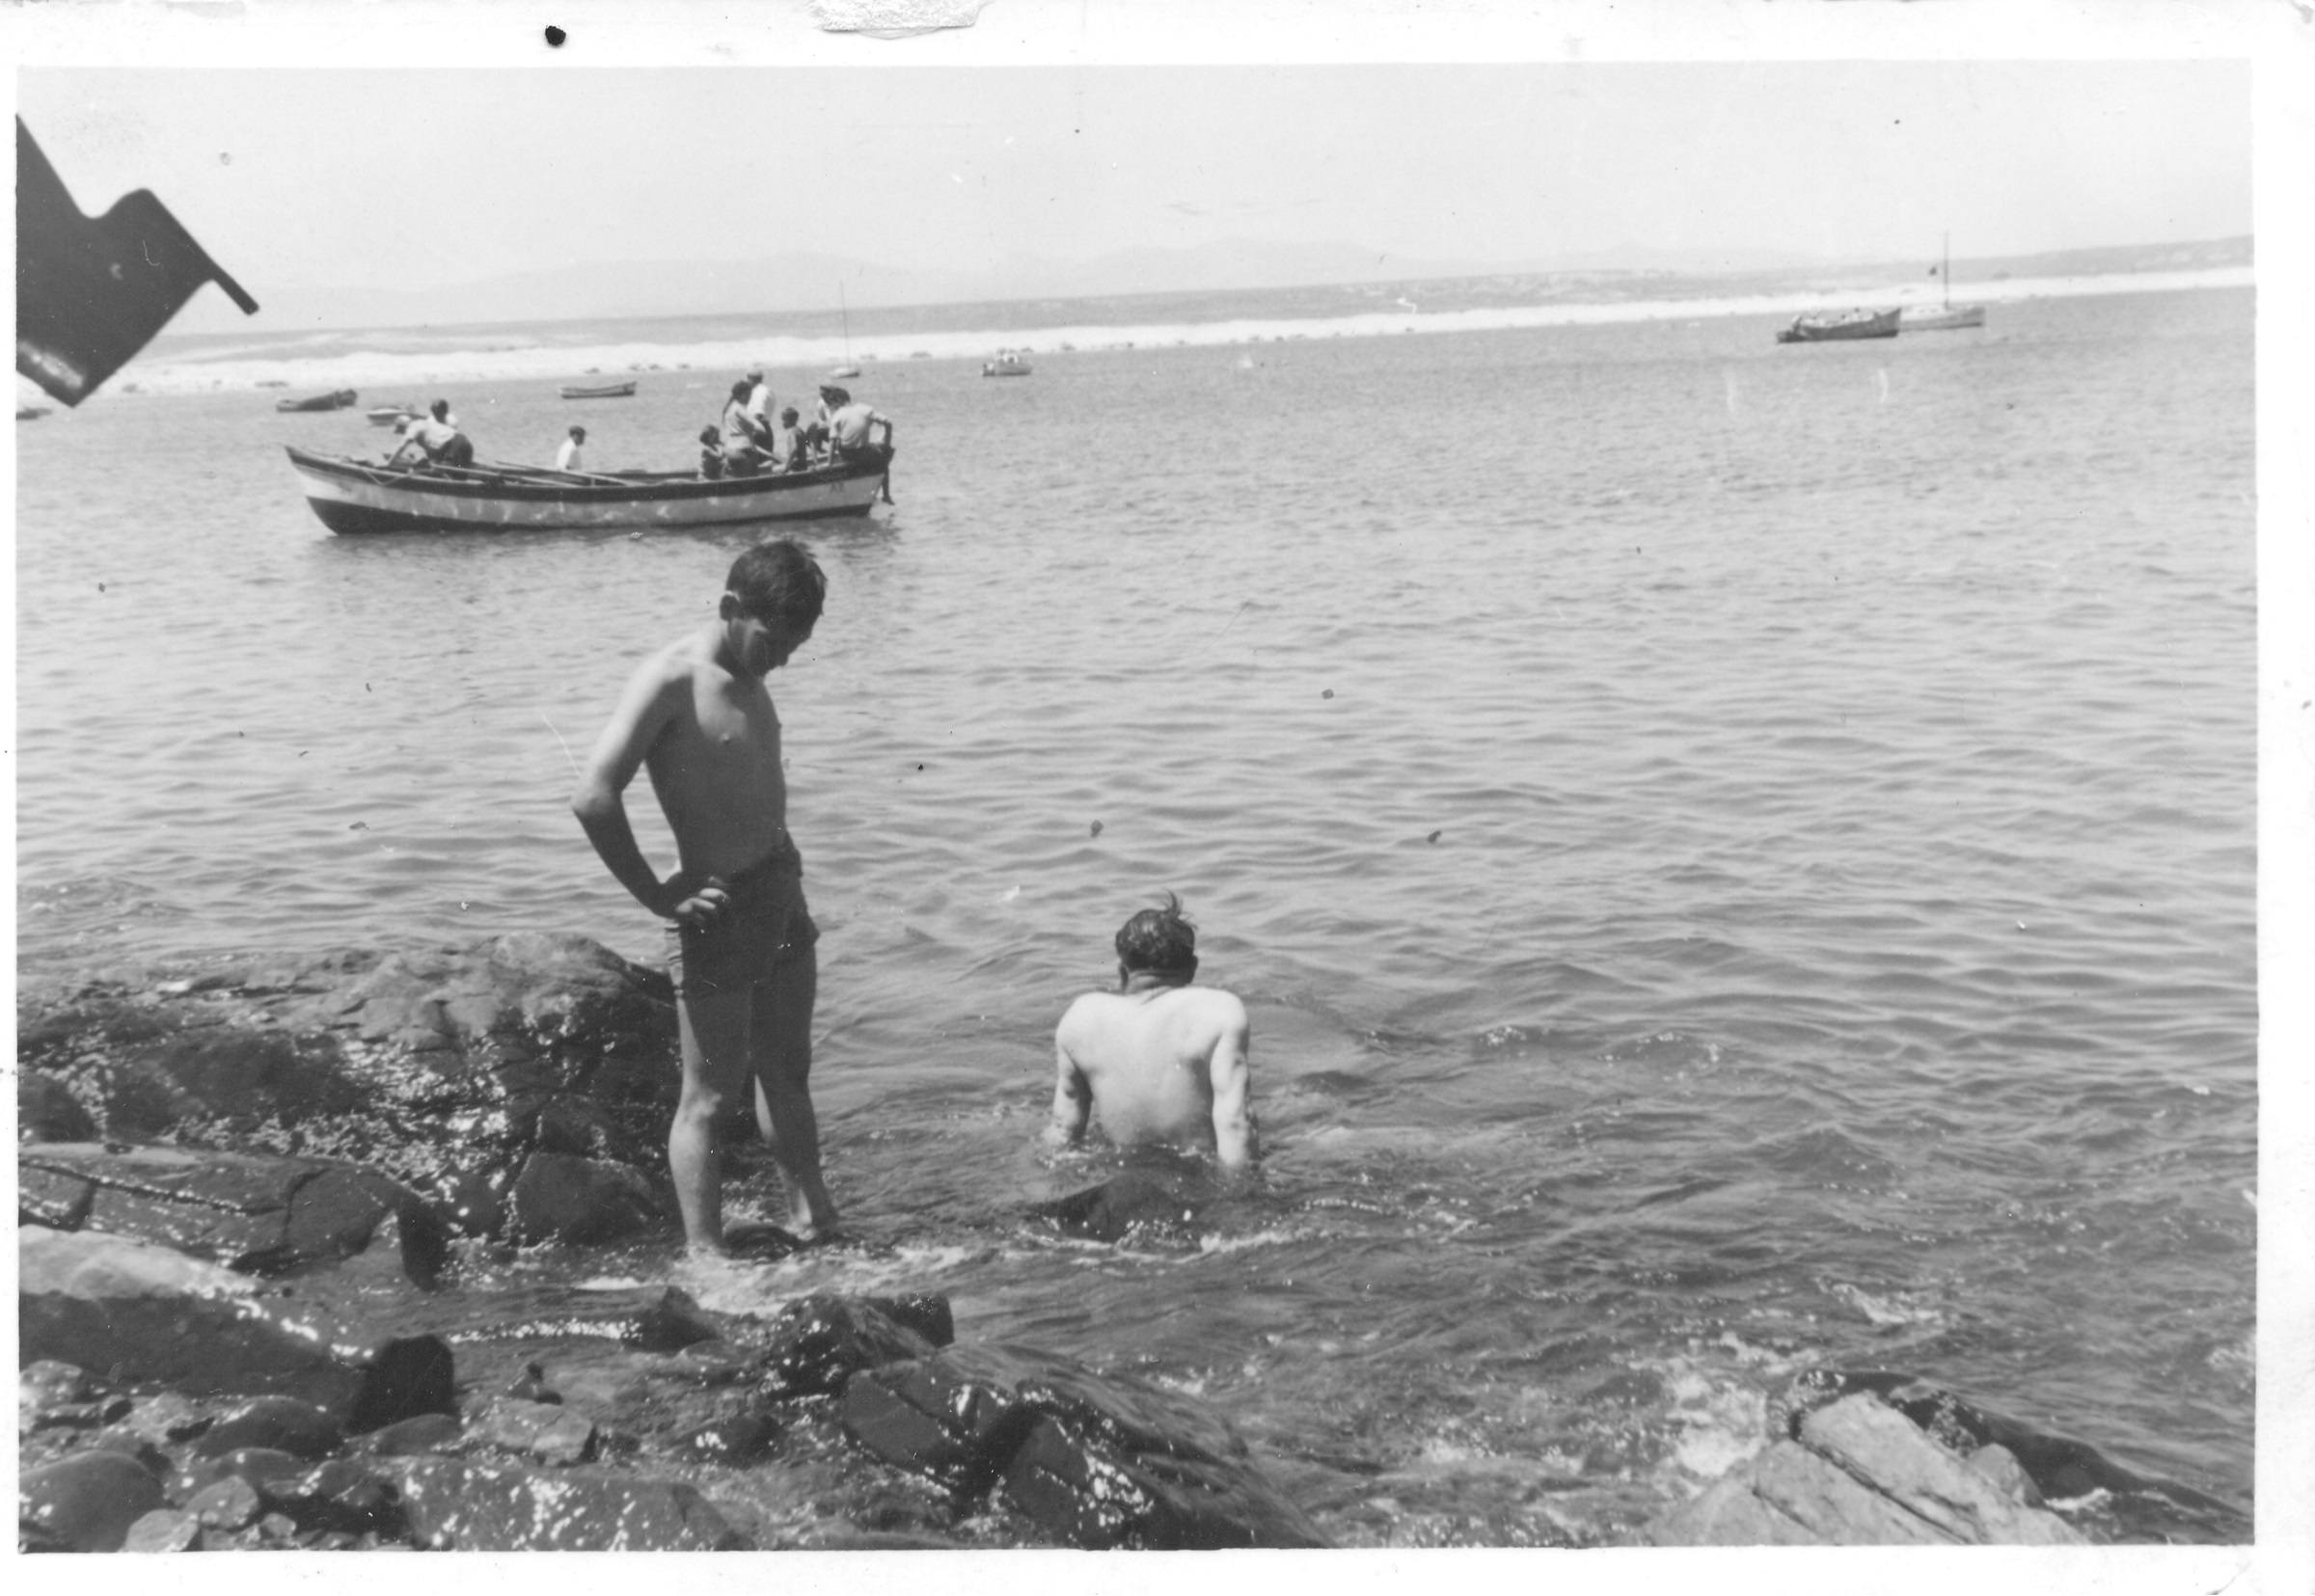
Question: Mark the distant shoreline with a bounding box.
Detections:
[100,265,2250,401]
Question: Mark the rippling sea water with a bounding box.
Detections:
[14,286,2254,1542]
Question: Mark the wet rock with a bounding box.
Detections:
[31,1396,134,1432]
[504,1361,562,1404]
[108,1391,212,1447]
[1967,1443,2044,1507]
[18,1450,167,1552]
[505,1150,668,1245]
[867,1293,956,1349]
[625,1285,727,1353]
[675,1411,781,1465]
[184,1475,265,1531]
[195,1395,344,1460]
[343,1336,459,1434]
[88,1429,175,1478]
[19,1143,449,1286]
[175,1447,310,1505]
[1648,1393,2086,1546]
[758,1294,940,1399]
[272,1458,405,1536]
[122,1508,203,1552]
[379,1457,750,1550]
[1788,1370,2250,1541]
[358,1412,464,1457]
[1030,1168,1207,1244]
[18,1360,92,1413]
[841,1342,1329,1548]
[16,936,681,1238]
[20,1227,457,1430]
[477,1397,597,1466]
[18,1069,97,1143]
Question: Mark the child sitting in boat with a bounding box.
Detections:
[697,425,725,480]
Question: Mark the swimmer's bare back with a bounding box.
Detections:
[1051,986,1256,1169]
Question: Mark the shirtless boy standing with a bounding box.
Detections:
[572,540,834,1253]
[1046,895,1257,1171]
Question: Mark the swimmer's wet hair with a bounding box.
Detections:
[1116,892,1198,974]
[727,539,827,623]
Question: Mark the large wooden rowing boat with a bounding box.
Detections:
[558,380,637,399]
[286,446,893,534]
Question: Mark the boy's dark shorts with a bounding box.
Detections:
[665,843,818,1001]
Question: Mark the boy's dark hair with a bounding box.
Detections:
[1116,892,1198,974]
[727,540,827,623]
[730,379,752,400]
[698,425,720,446]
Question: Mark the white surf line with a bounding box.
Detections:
[113,266,2252,399]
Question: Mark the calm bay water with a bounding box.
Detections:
[14,287,2255,1542]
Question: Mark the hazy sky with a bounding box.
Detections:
[15,60,2248,299]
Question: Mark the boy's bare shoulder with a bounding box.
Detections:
[1185,986,1250,1031]
[1055,989,1114,1038]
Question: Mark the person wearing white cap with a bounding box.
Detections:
[744,367,773,431]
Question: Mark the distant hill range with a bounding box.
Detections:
[161,234,2251,338]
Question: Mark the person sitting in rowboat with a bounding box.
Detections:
[557,424,586,473]
[384,406,474,470]
[768,406,807,473]
[720,379,769,477]
[828,394,892,464]
[697,425,725,480]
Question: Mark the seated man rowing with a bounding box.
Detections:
[385,399,474,470]
[1045,894,1257,1173]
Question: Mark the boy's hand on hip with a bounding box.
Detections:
[660,873,730,929]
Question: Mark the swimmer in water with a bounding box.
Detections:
[1045,894,1257,1172]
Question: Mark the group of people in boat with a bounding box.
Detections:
[698,368,891,480]
[374,370,892,482]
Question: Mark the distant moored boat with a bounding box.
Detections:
[275,388,358,412]
[1900,234,1986,332]
[1776,309,1899,344]
[559,380,637,399]
[982,349,1033,377]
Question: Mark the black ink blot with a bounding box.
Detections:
[545,25,566,46]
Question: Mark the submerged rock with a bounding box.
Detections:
[1030,1169,1207,1244]
[1648,1393,2086,1546]
[841,1341,1329,1549]
[20,1142,450,1285]
[379,1457,749,1550]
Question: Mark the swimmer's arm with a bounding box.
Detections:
[1209,1011,1257,1172]
[571,658,695,920]
[1043,1029,1093,1150]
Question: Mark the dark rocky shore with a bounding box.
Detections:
[17,934,2248,1551]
